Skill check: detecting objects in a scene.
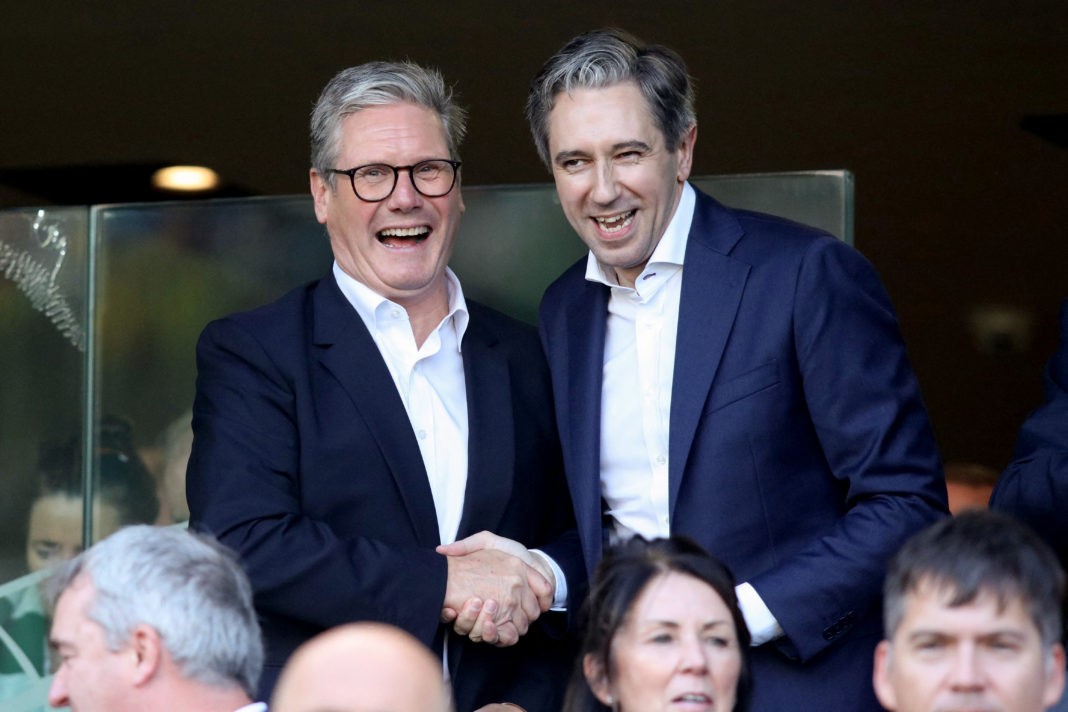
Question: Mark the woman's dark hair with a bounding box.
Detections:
[563,535,751,712]
[34,414,159,526]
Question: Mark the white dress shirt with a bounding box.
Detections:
[585,183,783,646]
[333,264,569,613]
[333,262,469,546]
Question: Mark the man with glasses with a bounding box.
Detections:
[187,61,580,712]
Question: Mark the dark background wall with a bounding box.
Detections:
[2,1,1066,470]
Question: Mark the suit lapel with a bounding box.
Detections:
[669,193,750,516]
[455,317,515,538]
[311,276,441,546]
[562,282,610,574]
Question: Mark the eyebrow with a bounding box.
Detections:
[552,140,653,165]
[642,618,732,631]
[905,628,1029,642]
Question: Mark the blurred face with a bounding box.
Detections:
[586,571,742,712]
[26,495,121,572]
[49,574,131,711]
[310,101,464,312]
[546,82,695,288]
[874,581,1065,712]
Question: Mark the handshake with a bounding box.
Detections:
[437,531,557,647]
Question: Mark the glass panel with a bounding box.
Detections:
[691,170,854,245]
[0,206,87,711]
[90,197,332,527]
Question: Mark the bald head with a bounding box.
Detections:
[271,623,453,712]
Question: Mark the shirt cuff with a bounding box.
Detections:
[530,549,568,610]
[735,582,784,646]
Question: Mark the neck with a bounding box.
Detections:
[397,281,451,348]
[146,680,253,712]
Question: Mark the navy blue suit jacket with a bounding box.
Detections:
[187,274,581,712]
[991,299,1068,565]
[539,187,947,711]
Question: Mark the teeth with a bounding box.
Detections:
[595,210,635,234]
[379,226,429,237]
[678,694,710,702]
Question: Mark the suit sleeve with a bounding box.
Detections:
[990,299,1068,562]
[186,316,447,644]
[748,237,948,662]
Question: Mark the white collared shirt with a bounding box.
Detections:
[333,264,569,612]
[333,262,469,546]
[585,183,782,646]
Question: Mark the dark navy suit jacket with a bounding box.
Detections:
[187,273,581,712]
[991,299,1068,566]
[539,187,947,711]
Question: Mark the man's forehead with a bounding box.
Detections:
[899,578,1038,632]
[51,574,95,628]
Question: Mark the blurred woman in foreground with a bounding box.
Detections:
[564,536,751,712]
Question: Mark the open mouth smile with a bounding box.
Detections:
[593,210,636,234]
[377,225,430,246]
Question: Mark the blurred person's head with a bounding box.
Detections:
[271,622,453,712]
[565,536,750,712]
[874,510,1066,712]
[45,525,263,712]
[157,410,193,524]
[26,416,160,572]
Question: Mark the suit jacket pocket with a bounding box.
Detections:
[704,359,780,414]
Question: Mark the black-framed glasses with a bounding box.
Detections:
[329,159,461,202]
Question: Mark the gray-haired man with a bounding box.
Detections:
[46,525,265,712]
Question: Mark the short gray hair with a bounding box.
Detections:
[526,28,696,167]
[883,510,1066,648]
[46,525,264,698]
[310,61,467,186]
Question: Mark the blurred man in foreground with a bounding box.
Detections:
[874,510,1066,712]
[46,525,265,712]
[272,622,453,712]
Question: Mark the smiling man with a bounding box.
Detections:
[874,510,1066,712]
[186,62,580,712]
[517,27,948,711]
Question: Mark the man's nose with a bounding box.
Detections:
[386,169,423,210]
[590,163,621,205]
[47,669,70,708]
[947,646,985,692]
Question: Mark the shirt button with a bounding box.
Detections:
[391,308,403,319]
[417,429,427,440]
[656,454,666,465]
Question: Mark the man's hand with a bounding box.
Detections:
[438,533,553,646]
[439,531,556,590]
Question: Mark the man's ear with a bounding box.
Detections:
[310,168,331,225]
[674,123,697,184]
[583,653,613,706]
[129,624,163,687]
[872,640,898,711]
